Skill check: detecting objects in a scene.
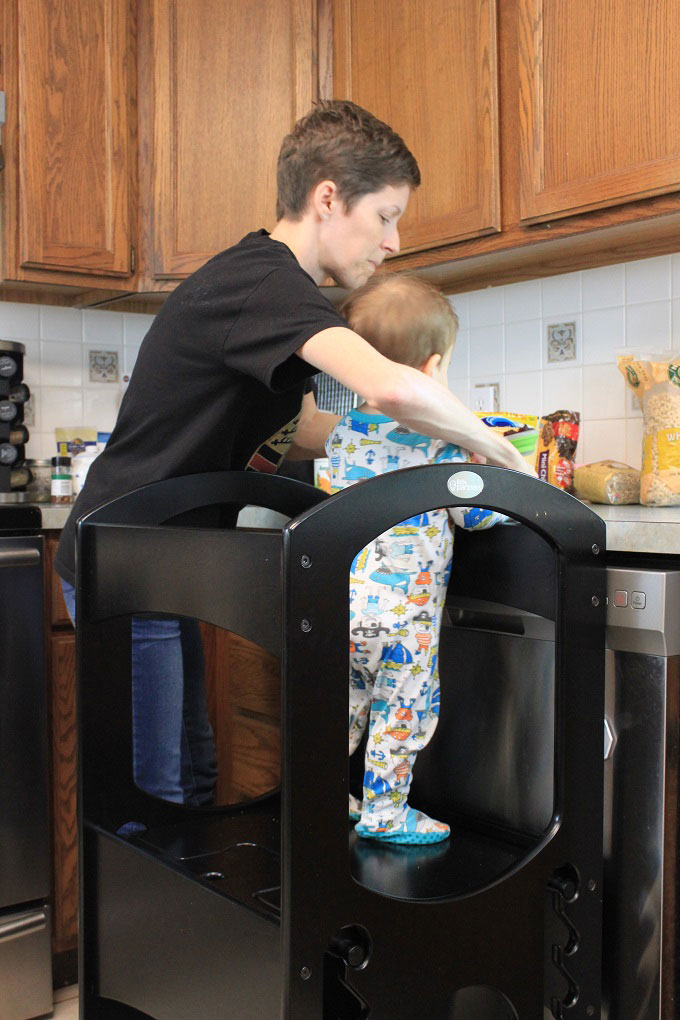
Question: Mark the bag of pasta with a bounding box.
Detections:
[574,461,640,505]
[618,352,680,505]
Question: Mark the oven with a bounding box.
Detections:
[0,505,52,1020]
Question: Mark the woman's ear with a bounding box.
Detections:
[311,179,337,221]
[420,352,442,377]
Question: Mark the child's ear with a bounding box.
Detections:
[421,353,442,377]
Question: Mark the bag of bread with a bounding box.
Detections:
[535,410,580,492]
[475,412,539,467]
[574,461,640,504]
[618,352,680,505]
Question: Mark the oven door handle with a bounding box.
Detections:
[0,547,40,568]
[0,908,47,944]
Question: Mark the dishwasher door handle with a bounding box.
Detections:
[0,908,47,944]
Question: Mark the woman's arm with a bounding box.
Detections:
[297,326,534,473]
[286,390,340,460]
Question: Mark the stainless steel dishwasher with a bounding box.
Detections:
[0,504,52,1020]
[410,524,678,1020]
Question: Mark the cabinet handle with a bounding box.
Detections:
[0,909,47,944]
[0,547,40,567]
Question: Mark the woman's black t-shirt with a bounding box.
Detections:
[55,230,346,585]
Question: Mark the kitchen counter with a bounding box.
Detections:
[29,499,680,556]
[33,502,74,530]
[584,503,680,555]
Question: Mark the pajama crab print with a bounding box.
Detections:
[326,409,504,844]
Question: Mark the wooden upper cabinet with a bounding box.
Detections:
[145,0,316,281]
[518,0,680,223]
[13,0,135,276]
[332,0,501,254]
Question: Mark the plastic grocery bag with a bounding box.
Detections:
[618,352,680,505]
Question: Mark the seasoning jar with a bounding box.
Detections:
[25,459,52,503]
[50,455,73,504]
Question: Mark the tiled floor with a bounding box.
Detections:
[53,985,78,1019]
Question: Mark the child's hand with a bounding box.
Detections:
[470,453,487,464]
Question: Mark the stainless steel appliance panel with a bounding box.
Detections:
[432,560,680,1020]
[602,648,679,1020]
[0,906,52,1020]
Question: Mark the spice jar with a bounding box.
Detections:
[51,455,73,504]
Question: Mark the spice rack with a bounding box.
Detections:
[0,340,29,503]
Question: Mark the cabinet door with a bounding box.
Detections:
[14,0,135,276]
[147,0,315,280]
[49,630,78,954]
[333,0,501,254]
[518,0,680,222]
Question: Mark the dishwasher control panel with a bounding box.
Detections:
[606,567,680,655]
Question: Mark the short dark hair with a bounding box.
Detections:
[276,100,421,221]
[341,273,458,368]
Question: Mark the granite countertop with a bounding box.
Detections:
[31,502,75,530]
[582,503,680,555]
[33,499,680,556]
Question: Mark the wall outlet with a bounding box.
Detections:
[473,383,499,412]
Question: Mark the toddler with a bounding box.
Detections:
[326,274,504,845]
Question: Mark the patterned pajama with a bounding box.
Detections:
[327,409,503,836]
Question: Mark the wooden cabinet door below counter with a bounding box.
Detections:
[49,630,78,955]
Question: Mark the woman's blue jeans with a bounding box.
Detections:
[61,579,217,806]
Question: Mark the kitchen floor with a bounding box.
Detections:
[53,985,78,1019]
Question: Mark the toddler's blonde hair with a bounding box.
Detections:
[341,273,458,368]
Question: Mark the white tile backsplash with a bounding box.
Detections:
[2,251,680,477]
[123,344,141,378]
[449,329,469,379]
[469,324,504,376]
[542,366,582,414]
[83,309,125,344]
[447,252,680,474]
[580,420,627,465]
[581,263,625,311]
[83,387,120,431]
[582,364,626,420]
[505,319,541,373]
[504,371,542,414]
[0,300,155,461]
[448,293,469,330]
[40,305,83,341]
[582,306,625,364]
[503,279,542,323]
[624,255,671,304]
[625,300,672,351]
[0,300,41,338]
[41,341,83,387]
[123,312,153,346]
[541,271,581,318]
[40,387,83,428]
[468,286,504,327]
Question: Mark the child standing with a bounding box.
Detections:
[327,274,505,845]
